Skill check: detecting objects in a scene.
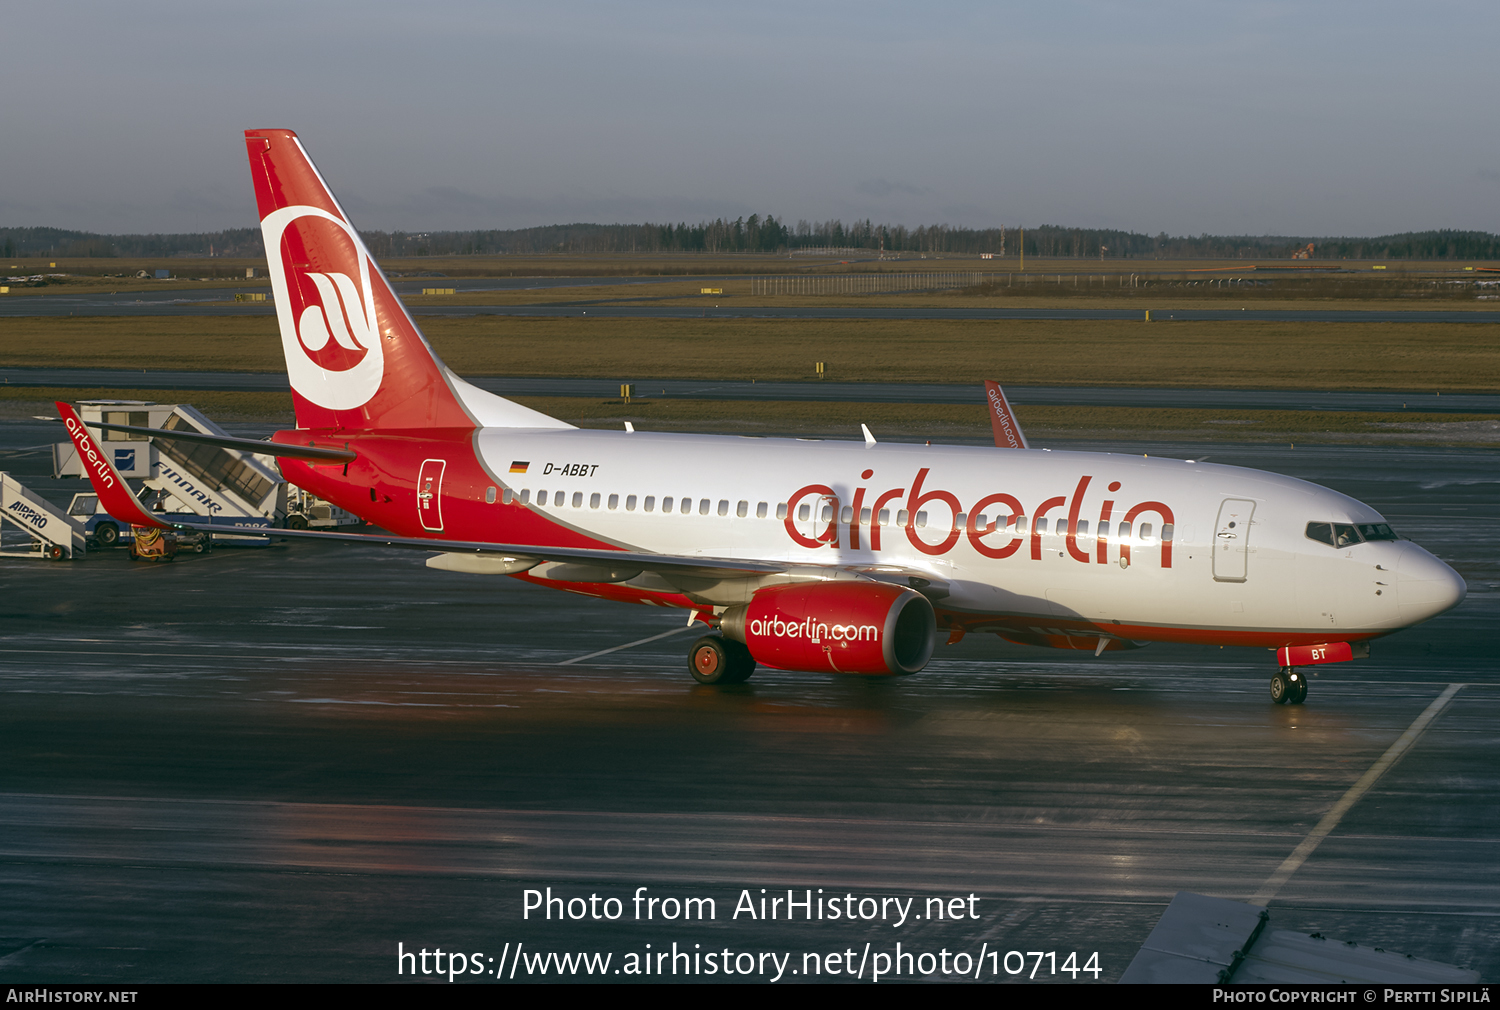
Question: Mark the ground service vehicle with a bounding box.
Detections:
[128,525,176,562]
[56,129,1467,702]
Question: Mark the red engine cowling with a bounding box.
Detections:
[720,582,936,675]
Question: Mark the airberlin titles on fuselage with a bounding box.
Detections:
[778,467,1174,566]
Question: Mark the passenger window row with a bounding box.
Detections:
[491,487,1172,542]
[500,489,786,519]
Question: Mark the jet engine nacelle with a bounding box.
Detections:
[720,582,936,675]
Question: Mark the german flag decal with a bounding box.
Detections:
[509,461,530,474]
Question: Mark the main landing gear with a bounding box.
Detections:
[1270,667,1308,705]
[689,636,756,685]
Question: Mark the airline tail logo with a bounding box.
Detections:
[298,270,374,366]
[262,205,386,410]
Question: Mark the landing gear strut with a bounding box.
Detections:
[689,635,756,685]
[1270,666,1308,705]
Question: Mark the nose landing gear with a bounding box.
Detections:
[1270,666,1308,705]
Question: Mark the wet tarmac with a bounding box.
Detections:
[0,423,1495,983]
[5,367,1496,416]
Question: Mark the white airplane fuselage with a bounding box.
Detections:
[279,425,1465,649]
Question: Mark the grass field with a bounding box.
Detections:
[3,386,1494,445]
[3,316,1495,393]
[7,253,1499,306]
[13,253,1500,277]
[6,274,1469,309]
[502,398,1499,444]
[393,277,1500,311]
[0,386,294,421]
[3,265,1495,445]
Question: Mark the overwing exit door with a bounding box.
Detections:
[799,494,838,544]
[1212,498,1255,582]
[418,458,446,531]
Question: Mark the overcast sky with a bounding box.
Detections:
[2,1,1495,236]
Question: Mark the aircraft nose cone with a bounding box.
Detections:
[1395,544,1467,624]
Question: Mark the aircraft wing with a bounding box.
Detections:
[162,521,950,601]
[158,523,956,619]
[984,380,1029,449]
[56,401,174,530]
[169,519,788,580]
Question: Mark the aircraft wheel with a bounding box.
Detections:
[95,523,119,548]
[1270,668,1293,705]
[1286,669,1308,705]
[690,636,742,685]
[721,638,757,684]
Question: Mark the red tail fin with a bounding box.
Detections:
[245,129,568,433]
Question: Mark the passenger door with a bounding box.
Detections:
[1212,498,1255,582]
[417,458,446,531]
[799,494,839,545]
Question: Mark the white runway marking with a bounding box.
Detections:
[556,625,696,666]
[1251,682,1466,905]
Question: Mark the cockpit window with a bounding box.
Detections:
[1306,521,1398,548]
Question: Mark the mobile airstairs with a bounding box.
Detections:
[1,471,86,560]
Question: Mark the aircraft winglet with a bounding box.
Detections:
[54,401,171,529]
[983,381,1029,449]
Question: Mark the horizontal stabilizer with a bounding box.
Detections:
[51,418,357,462]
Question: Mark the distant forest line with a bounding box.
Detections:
[4,220,1499,261]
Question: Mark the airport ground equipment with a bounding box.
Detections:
[283,485,360,529]
[129,525,178,562]
[68,492,240,551]
[68,492,124,546]
[1,471,86,560]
